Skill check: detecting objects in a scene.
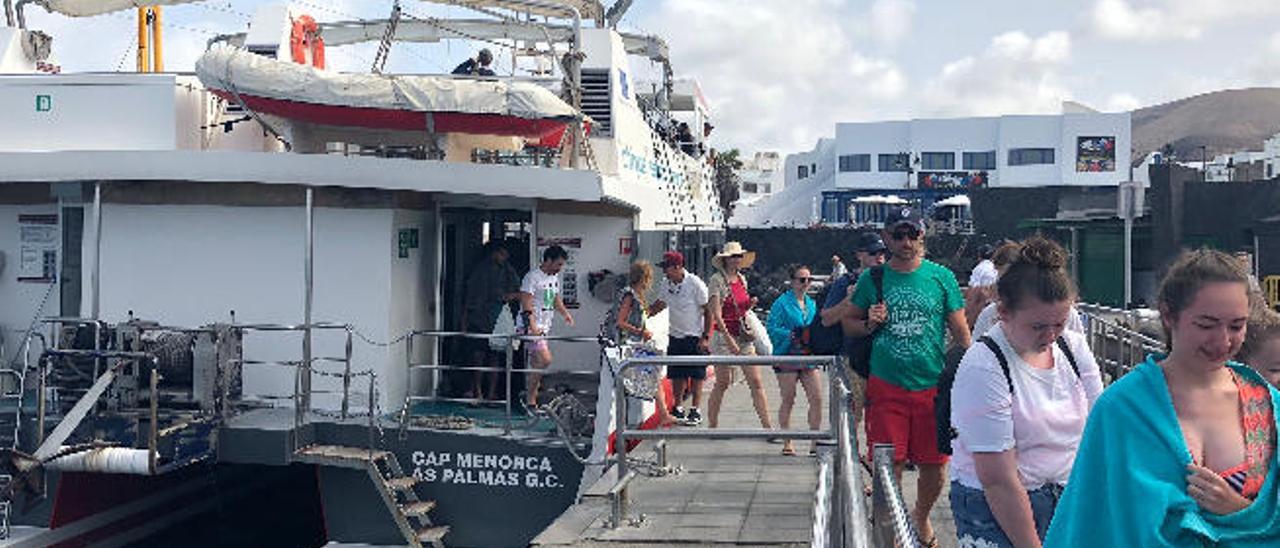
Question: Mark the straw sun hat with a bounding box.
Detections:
[712,241,756,270]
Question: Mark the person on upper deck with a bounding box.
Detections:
[1045,249,1280,547]
[452,48,496,76]
[948,237,1103,548]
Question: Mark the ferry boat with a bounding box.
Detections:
[0,1,724,546]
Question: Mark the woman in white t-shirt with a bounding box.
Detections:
[949,236,1104,548]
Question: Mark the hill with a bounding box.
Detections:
[1132,87,1280,164]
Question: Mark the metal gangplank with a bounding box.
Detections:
[533,355,927,547]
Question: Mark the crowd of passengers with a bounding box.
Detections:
[462,204,1280,547]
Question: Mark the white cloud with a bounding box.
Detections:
[637,0,908,152]
[868,0,916,48]
[1090,0,1280,42]
[921,31,1073,117]
[1105,93,1143,112]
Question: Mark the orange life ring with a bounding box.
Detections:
[289,15,326,69]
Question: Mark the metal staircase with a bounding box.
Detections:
[293,444,448,547]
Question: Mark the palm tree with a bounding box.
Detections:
[713,148,743,226]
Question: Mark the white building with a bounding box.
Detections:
[738,151,784,199]
[763,106,1132,225]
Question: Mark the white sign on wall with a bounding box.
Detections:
[17,214,57,283]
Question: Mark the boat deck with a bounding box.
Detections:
[534,370,959,547]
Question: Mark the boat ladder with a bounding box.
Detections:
[293,444,448,548]
[0,356,32,540]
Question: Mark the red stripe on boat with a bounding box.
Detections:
[210,90,574,140]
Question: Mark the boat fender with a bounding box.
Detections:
[290,15,325,69]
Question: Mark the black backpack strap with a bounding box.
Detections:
[871,265,885,303]
[1055,336,1080,377]
[978,335,1014,394]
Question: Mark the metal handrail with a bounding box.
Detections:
[871,443,920,547]
[1076,305,1165,381]
[401,330,608,436]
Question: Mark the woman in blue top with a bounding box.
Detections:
[767,264,821,456]
[1046,249,1280,547]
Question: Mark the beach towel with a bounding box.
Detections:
[1045,356,1280,547]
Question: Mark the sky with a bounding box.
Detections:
[23,0,1280,154]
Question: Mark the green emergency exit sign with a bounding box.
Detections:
[35,95,51,112]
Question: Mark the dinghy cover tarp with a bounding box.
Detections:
[36,0,205,17]
[195,45,577,121]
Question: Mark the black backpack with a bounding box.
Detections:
[807,267,884,377]
[934,334,1079,456]
[808,273,858,356]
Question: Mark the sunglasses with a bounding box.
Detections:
[729,253,745,259]
[793,276,813,283]
[890,229,922,241]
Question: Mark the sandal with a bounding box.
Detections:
[781,444,796,456]
[920,537,939,548]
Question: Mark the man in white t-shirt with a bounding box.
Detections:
[965,244,999,329]
[518,245,575,407]
[650,251,712,425]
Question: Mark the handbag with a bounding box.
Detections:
[489,306,519,352]
[616,342,661,401]
[745,311,771,355]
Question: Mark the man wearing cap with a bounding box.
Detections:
[819,232,888,426]
[650,251,712,426]
[842,207,971,546]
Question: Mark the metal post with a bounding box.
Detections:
[148,367,159,475]
[91,182,103,320]
[504,336,514,435]
[301,187,314,419]
[368,373,376,453]
[341,329,353,419]
[1124,215,1133,308]
[871,443,894,547]
[613,358,629,524]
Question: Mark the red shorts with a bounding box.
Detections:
[865,375,948,465]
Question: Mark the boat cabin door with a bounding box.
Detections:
[438,208,532,399]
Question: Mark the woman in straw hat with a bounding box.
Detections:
[706,242,774,429]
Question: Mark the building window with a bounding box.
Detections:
[839,154,871,172]
[878,153,910,172]
[921,152,955,170]
[811,163,817,174]
[1008,148,1056,166]
[963,151,996,170]
[798,165,809,179]
[760,184,771,193]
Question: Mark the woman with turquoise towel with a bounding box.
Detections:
[767,264,821,456]
[1046,249,1280,547]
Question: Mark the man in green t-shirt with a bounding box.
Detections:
[843,206,971,546]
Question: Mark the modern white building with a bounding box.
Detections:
[762,106,1132,226]
[738,151,784,199]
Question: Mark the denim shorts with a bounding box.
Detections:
[949,481,1064,548]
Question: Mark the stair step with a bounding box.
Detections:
[416,525,450,543]
[400,500,436,517]
[385,476,421,491]
[296,444,389,463]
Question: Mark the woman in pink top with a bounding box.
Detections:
[948,237,1104,547]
